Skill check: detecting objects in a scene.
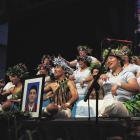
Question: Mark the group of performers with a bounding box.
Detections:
[0,44,140,119]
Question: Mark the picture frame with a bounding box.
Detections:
[21,75,45,118]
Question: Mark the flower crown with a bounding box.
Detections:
[102,48,123,60]
[89,62,101,70]
[121,48,132,56]
[53,56,74,75]
[77,45,92,54]
[77,56,92,63]
[6,63,29,79]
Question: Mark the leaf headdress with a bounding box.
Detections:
[6,63,29,79]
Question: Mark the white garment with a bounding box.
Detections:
[0,104,2,111]
[73,67,91,98]
[28,104,34,112]
[98,70,136,117]
[137,77,140,87]
[104,70,136,101]
[45,76,51,86]
[99,98,129,117]
[74,99,103,118]
[3,82,15,91]
[73,99,129,118]
[73,67,91,117]
[123,64,140,75]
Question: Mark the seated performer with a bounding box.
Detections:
[118,46,140,89]
[120,46,140,78]
[88,65,104,99]
[69,56,97,117]
[131,55,140,66]
[67,45,100,69]
[37,64,52,85]
[37,64,53,109]
[99,49,140,117]
[69,56,92,99]
[37,54,54,76]
[25,85,38,112]
[0,63,28,111]
[44,64,78,118]
[0,79,5,94]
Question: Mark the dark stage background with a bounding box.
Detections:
[0,1,140,140]
[7,0,136,73]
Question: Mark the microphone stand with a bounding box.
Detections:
[84,48,112,124]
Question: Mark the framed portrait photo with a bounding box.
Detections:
[21,76,45,118]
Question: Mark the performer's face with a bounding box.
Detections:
[54,66,64,78]
[122,55,129,63]
[137,57,140,65]
[39,68,48,75]
[9,75,20,85]
[43,58,50,65]
[79,60,87,68]
[79,50,87,57]
[0,82,5,87]
[107,56,120,70]
[92,68,99,76]
[28,89,37,103]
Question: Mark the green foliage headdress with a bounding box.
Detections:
[6,63,29,79]
[77,56,92,67]
[77,45,92,54]
[102,48,123,60]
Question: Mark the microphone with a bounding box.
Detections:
[105,38,132,44]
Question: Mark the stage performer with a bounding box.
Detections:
[44,64,78,118]
[0,63,28,111]
[99,49,140,117]
[66,45,100,70]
